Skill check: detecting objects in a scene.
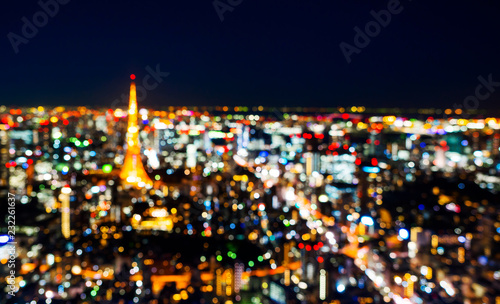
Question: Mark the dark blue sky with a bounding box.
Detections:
[2,0,500,109]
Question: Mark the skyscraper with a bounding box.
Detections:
[119,75,153,188]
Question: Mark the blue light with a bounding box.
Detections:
[420,142,426,148]
[360,216,374,226]
[336,283,346,293]
[230,223,236,229]
[399,228,409,240]
[418,204,424,211]
[458,183,465,189]
[89,151,96,157]
[461,140,468,146]
[362,166,380,173]
[0,235,9,244]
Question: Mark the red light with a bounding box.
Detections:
[313,244,319,251]
[298,243,304,249]
[342,113,349,120]
[130,74,136,80]
[318,242,324,247]
[355,158,362,166]
[317,256,324,263]
[371,158,378,166]
[5,163,10,168]
[27,159,33,165]
[305,245,312,251]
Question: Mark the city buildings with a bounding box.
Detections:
[1,102,499,303]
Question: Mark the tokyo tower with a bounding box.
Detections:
[119,74,153,188]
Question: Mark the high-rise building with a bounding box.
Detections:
[60,185,72,239]
[119,75,153,188]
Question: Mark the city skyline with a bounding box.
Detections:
[2,1,500,304]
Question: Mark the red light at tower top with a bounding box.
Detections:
[130,74,136,80]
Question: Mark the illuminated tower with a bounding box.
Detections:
[119,75,153,188]
[60,185,71,239]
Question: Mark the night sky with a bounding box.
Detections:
[2,0,500,109]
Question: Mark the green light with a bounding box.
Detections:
[155,175,161,181]
[257,256,263,262]
[227,251,233,257]
[101,136,107,142]
[75,140,81,146]
[90,290,97,297]
[216,255,222,262]
[248,261,254,267]
[83,140,89,146]
[39,185,45,190]
[102,164,113,174]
